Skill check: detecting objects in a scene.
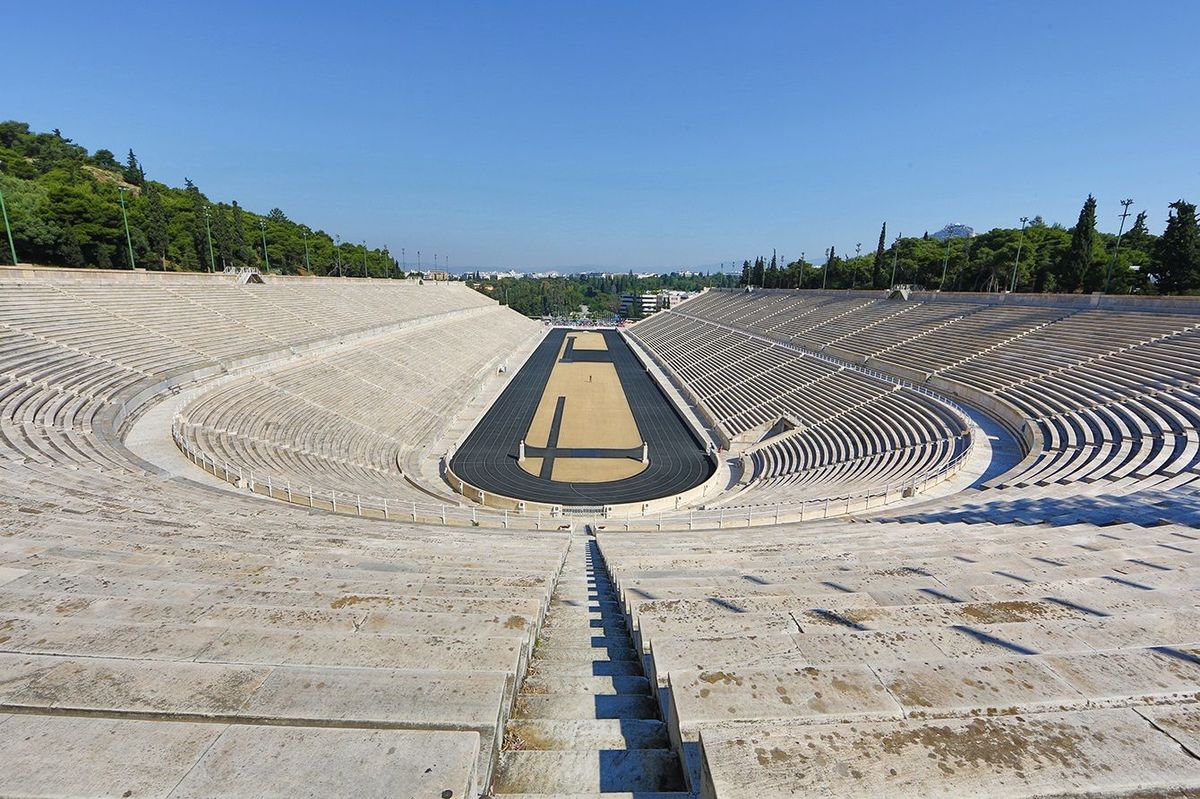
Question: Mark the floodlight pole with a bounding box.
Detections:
[335,235,342,277]
[889,234,901,287]
[822,248,830,289]
[939,238,951,290]
[1104,199,1134,294]
[362,240,368,278]
[851,242,862,288]
[302,228,312,272]
[0,162,18,266]
[1009,216,1029,293]
[203,206,217,273]
[258,220,270,272]
[118,186,136,269]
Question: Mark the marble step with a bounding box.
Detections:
[520,675,651,696]
[504,718,670,750]
[494,749,687,794]
[514,693,660,720]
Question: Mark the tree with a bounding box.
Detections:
[1057,194,1102,292]
[1126,211,1149,248]
[824,245,838,288]
[1152,200,1199,294]
[231,200,252,265]
[872,222,886,288]
[740,260,751,286]
[123,150,145,186]
[765,250,780,288]
[145,184,169,268]
[92,149,120,170]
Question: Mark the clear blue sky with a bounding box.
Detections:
[6,2,1198,272]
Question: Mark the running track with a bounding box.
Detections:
[450,328,714,506]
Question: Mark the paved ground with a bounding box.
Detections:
[451,328,713,506]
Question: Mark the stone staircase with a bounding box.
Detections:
[494,537,690,797]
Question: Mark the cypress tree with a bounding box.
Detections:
[1153,200,1199,294]
[184,178,208,269]
[1124,211,1151,252]
[145,184,169,268]
[231,201,252,266]
[872,223,886,288]
[765,250,779,288]
[213,205,236,268]
[1058,194,1098,292]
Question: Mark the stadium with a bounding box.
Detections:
[2,262,1199,797]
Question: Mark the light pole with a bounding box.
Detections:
[1105,199,1134,294]
[939,237,951,291]
[301,227,312,273]
[335,235,342,277]
[798,252,805,290]
[258,220,271,272]
[822,247,830,289]
[889,234,901,287]
[362,240,368,278]
[1009,216,1029,293]
[0,161,17,266]
[383,246,391,278]
[851,242,862,288]
[417,250,421,272]
[401,247,405,274]
[203,206,217,273]
[117,186,136,269]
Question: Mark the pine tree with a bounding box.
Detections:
[123,150,145,186]
[1058,194,1099,292]
[872,223,886,288]
[740,259,751,286]
[58,229,85,267]
[1153,200,1199,294]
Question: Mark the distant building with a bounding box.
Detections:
[930,223,975,241]
[619,292,665,318]
[424,270,451,281]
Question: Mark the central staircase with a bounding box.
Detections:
[494,537,690,797]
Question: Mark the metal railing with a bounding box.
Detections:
[172,408,973,531]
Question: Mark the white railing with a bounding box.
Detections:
[594,438,974,531]
[171,408,973,531]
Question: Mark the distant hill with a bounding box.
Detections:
[930,223,975,241]
[0,121,398,275]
